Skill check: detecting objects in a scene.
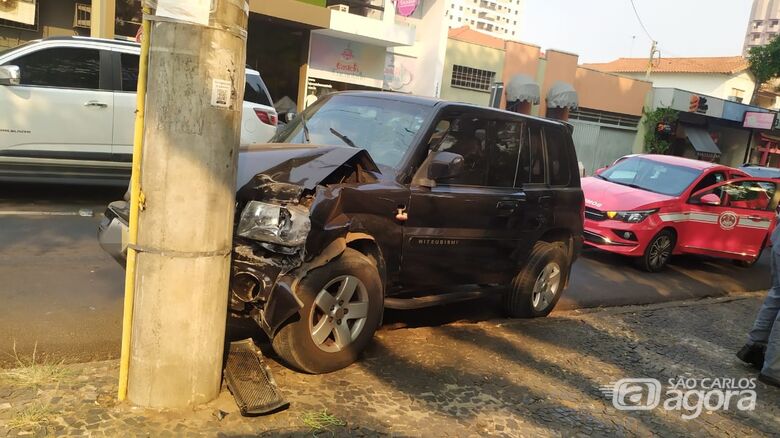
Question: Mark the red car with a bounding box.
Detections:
[582,154,780,271]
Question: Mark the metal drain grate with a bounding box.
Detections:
[225,338,289,416]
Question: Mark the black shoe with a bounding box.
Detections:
[736,344,766,370]
[758,373,780,388]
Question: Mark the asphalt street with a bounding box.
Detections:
[0,183,772,366]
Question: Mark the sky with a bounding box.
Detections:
[522,0,755,63]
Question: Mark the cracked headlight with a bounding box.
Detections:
[237,201,311,246]
[606,209,658,223]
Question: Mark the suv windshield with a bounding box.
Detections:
[244,73,273,107]
[272,94,431,169]
[599,156,702,196]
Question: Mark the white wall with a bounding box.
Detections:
[620,71,756,103]
[393,0,449,97]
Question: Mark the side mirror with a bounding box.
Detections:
[284,111,297,124]
[427,151,464,181]
[594,166,607,176]
[0,65,20,86]
[699,193,721,206]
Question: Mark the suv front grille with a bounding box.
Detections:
[585,207,607,222]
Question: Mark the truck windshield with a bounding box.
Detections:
[272,94,431,169]
[600,156,702,196]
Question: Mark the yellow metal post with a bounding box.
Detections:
[118,8,151,401]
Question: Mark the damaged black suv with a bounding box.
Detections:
[100,92,584,374]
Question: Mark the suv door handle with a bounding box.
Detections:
[84,101,108,108]
[497,200,520,210]
[538,195,553,205]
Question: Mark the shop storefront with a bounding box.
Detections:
[651,88,778,167]
[307,33,386,101]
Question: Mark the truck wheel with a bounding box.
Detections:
[637,230,675,272]
[504,242,569,318]
[271,248,383,374]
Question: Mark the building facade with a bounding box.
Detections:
[584,57,757,105]
[744,0,780,55]
[440,26,653,174]
[446,0,523,41]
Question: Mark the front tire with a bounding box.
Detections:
[637,230,675,272]
[271,248,383,374]
[503,242,569,318]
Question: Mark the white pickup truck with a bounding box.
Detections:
[0,36,278,185]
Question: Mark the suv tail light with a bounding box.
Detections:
[254,109,278,126]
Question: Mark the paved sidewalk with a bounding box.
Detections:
[1,293,778,437]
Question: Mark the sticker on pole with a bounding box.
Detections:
[156,0,211,26]
[211,79,232,109]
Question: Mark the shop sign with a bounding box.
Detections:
[743,111,777,130]
[665,89,725,119]
[384,53,417,93]
[396,0,419,17]
[310,34,385,85]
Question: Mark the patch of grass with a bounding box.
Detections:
[300,410,346,434]
[6,402,53,432]
[1,342,72,388]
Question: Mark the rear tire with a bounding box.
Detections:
[271,248,383,374]
[503,242,569,318]
[636,230,675,272]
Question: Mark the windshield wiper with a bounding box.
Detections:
[329,128,358,148]
[595,174,608,181]
[301,113,311,144]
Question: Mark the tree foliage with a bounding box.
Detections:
[748,35,780,101]
[643,107,678,155]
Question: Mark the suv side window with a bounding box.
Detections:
[487,119,525,187]
[516,123,545,185]
[430,115,489,186]
[120,53,139,92]
[544,126,572,186]
[12,47,102,90]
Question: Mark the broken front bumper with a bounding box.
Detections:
[97,201,130,267]
[229,240,304,337]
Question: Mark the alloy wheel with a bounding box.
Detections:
[309,275,369,353]
[531,262,561,311]
[649,235,672,269]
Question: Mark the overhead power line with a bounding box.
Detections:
[630,0,655,42]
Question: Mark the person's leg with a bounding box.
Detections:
[760,311,780,386]
[739,246,780,368]
[748,248,780,345]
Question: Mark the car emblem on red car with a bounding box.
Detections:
[718,211,738,231]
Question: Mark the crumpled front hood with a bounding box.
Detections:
[236,144,380,192]
[582,176,674,211]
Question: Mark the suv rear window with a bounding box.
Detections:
[245,73,273,107]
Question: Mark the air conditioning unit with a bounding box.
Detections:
[0,0,36,26]
[73,3,91,29]
[328,4,350,13]
[727,96,743,103]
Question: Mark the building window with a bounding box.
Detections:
[773,19,779,27]
[731,88,745,103]
[451,65,496,92]
[755,20,764,29]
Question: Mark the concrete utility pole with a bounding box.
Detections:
[645,40,659,81]
[126,0,248,408]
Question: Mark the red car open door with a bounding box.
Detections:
[682,178,780,262]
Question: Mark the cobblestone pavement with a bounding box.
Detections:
[1,293,778,437]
